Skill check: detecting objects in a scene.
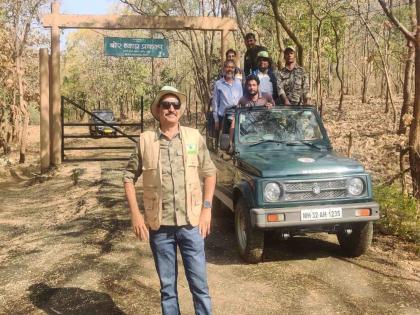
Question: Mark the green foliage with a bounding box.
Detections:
[62,29,151,119]
[28,102,40,125]
[374,184,419,243]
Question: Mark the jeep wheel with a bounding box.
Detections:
[337,222,373,257]
[235,197,264,263]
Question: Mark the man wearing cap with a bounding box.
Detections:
[277,46,310,105]
[252,51,279,103]
[243,32,267,76]
[123,86,216,315]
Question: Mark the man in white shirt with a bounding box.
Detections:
[253,51,279,103]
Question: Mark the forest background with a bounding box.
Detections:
[0,0,418,247]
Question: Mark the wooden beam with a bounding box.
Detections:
[42,14,238,31]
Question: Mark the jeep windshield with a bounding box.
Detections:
[238,108,324,145]
[93,111,114,122]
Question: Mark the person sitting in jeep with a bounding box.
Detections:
[229,75,274,151]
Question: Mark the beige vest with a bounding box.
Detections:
[139,126,202,230]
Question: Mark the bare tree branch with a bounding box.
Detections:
[377,0,415,42]
[269,0,304,66]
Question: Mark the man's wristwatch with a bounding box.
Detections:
[203,200,212,209]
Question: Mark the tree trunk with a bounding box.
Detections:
[359,10,397,123]
[361,31,369,104]
[399,43,415,135]
[269,0,304,66]
[384,25,391,113]
[333,25,344,111]
[228,0,246,39]
[409,9,420,198]
[16,56,28,164]
[316,22,324,116]
[274,20,285,68]
[398,0,417,135]
[309,8,314,93]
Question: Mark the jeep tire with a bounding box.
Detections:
[235,197,264,263]
[337,221,373,257]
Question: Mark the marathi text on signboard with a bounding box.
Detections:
[104,37,169,58]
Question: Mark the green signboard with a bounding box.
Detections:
[104,37,169,58]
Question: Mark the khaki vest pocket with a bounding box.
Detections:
[143,190,159,222]
[190,188,202,216]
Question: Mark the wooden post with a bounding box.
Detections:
[221,29,228,67]
[40,48,50,173]
[140,96,144,133]
[51,1,61,165]
[49,55,53,163]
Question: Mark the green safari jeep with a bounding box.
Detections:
[207,106,379,263]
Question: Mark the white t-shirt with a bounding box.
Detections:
[257,71,273,96]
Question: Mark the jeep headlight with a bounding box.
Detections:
[264,182,282,202]
[347,177,364,196]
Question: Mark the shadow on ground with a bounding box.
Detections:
[28,283,125,315]
[206,210,341,265]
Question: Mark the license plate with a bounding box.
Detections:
[301,207,343,221]
[104,129,112,133]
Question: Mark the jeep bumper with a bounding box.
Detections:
[251,201,379,228]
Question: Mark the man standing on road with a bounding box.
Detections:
[253,51,279,103]
[124,86,217,315]
[277,46,311,105]
[243,33,267,77]
[212,60,243,131]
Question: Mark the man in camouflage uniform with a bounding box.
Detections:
[277,46,311,105]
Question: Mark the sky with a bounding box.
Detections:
[59,0,119,50]
[60,0,116,15]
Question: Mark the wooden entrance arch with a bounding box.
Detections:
[40,1,238,171]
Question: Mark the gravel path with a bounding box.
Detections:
[0,157,419,315]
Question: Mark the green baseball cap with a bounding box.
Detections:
[257,50,270,61]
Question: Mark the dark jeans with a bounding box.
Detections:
[149,225,211,315]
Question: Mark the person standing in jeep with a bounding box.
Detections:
[123,86,217,315]
[277,46,311,105]
[243,32,267,77]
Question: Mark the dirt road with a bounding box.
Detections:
[0,155,419,315]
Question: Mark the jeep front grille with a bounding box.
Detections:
[284,179,348,201]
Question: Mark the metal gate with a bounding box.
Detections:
[61,96,143,162]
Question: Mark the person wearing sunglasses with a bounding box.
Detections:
[123,86,216,315]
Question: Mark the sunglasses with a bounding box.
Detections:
[160,101,181,110]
